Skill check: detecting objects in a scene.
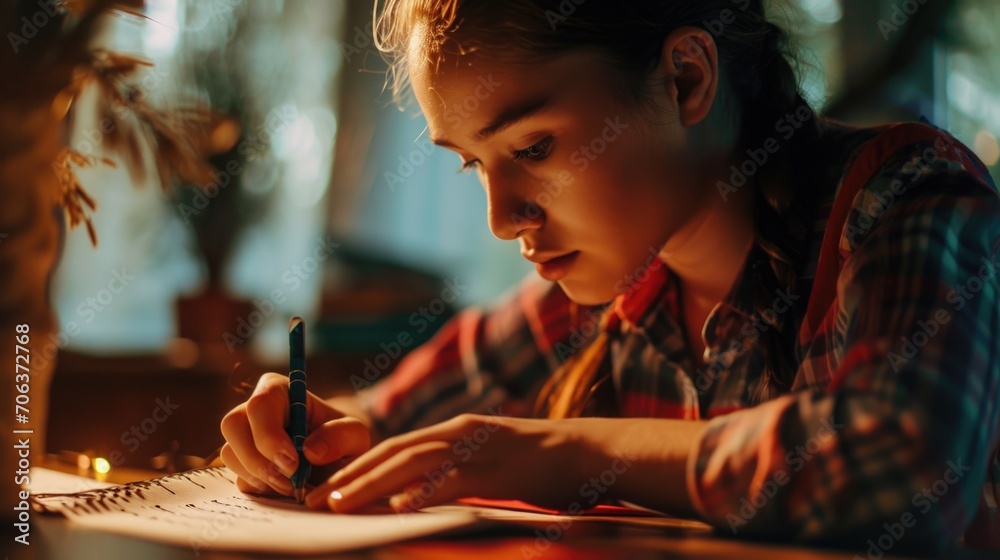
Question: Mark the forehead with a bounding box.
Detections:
[408,47,611,139]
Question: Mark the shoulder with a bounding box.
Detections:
[830,121,999,256]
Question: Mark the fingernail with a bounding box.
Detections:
[390,493,415,513]
[328,490,343,512]
[274,451,297,477]
[305,489,323,509]
[268,474,293,496]
[303,439,327,463]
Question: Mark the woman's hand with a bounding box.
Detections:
[303,414,709,517]
[220,372,372,497]
[303,412,600,513]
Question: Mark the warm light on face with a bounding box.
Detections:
[94,458,111,474]
[409,49,701,305]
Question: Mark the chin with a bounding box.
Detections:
[557,278,616,306]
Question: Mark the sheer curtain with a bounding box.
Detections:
[52,0,528,361]
[337,103,534,307]
[54,0,346,362]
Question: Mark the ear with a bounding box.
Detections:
[659,27,719,127]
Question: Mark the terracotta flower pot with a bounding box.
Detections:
[0,99,63,520]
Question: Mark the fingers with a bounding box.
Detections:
[235,476,267,494]
[220,443,291,497]
[220,444,268,492]
[221,370,369,502]
[389,469,471,513]
[246,373,300,477]
[220,407,294,496]
[321,414,476,491]
[302,417,371,465]
[306,440,455,512]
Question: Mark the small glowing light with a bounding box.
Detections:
[272,115,316,160]
[94,458,111,474]
[77,454,91,470]
[974,130,1000,167]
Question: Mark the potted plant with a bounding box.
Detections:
[0,0,210,519]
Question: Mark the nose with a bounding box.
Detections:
[484,165,544,241]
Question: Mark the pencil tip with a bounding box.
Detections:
[294,488,306,504]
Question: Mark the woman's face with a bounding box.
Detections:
[410,48,715,305]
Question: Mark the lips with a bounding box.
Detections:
[529,251,580,282]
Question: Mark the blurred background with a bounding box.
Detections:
[17,0,1000,477]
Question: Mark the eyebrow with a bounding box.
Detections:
[430,96,552,149]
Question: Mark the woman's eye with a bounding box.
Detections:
[456,159,481,174]
[513,136,554,162]
[455,136,553,173]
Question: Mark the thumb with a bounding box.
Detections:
[302,416,371,465]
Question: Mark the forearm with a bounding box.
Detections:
[575,417,709,518]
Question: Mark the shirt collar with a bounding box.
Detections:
[603,241,768,344]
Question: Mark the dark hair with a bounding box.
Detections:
[375,0,821,415]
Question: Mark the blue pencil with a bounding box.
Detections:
[288,317,311,503]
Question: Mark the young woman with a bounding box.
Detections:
[219,0,1000,551]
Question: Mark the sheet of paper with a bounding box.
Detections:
[28,467,115,494]
[31,466,480,555]
[427,502,713,532]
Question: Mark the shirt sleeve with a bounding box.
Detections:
[686,161,1000,551]
[358,273,605,441]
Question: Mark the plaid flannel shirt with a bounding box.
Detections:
[360,121,1000,550]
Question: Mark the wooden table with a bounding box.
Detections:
[8,512,997,560]
[6,462,995,560]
